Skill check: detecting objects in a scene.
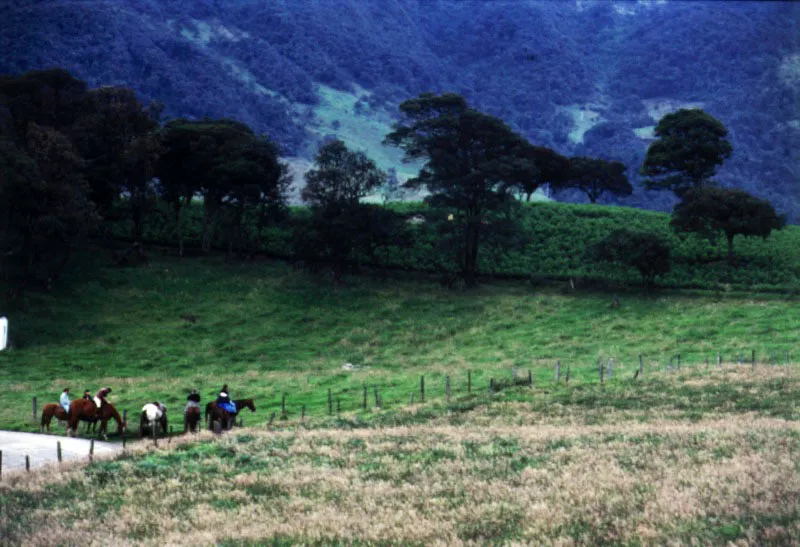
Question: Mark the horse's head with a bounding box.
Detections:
[241,399,256,412]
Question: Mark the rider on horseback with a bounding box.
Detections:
[184,389,201,416]
[60,388,71,414]
[216,384,236,414]
[94,387,112,409]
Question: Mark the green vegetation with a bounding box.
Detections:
[1,255,798,433]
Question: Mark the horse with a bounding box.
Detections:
[138,403,168,438]
[205,399,256,431]
[184,406,201,433]
[67,398,126,439]
[40,403,69,433]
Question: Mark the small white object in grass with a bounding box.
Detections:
[0,317,7,351]
[342,362,367,371]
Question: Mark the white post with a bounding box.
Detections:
[0,317,7,351]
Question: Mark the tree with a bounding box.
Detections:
[507,145,569,202]
[385,93,525,286]
[155,119,288,253]
[70,87,162,240]
[301,139,385,210]
[592,229,671,289]
[641,109,732,197]
[299,140,392,280]
[670,187,784,265]
[559,157,632,204]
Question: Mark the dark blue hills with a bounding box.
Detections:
[1,0,798,219]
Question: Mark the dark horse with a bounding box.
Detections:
[205,399,256,431]
[40,403,69,432]
[67,399,126,439]
[184,406,201,433]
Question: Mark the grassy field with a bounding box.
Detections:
[1,368,797,545]
[1,256,798,544]
[1,255,798,432]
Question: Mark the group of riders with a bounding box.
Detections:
[57,384,238,417]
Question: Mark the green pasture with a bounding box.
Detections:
[1,255,797,433]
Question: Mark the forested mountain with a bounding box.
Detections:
[2,0,798,219]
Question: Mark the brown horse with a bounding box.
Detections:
[40,403,69,432]
[184,406,201,433]
[205,399,256,431]
[67,399,126,439]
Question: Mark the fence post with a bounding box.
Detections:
[556,360,561,382]
[0,450,2,480]
[32,397,37,422]
[89,440,95,464]
[771,352,776,367]
[467,370,471,394]
[599,358,604,384]
[489,378,494,399]
[717,352,722,368]
[445,376,451,403]
[607,358,614,379]
[738,353,743,365]
[57,441,62,463]
[362,385,367,410]
[420,376,425,404]
[639,355,644,377]
[373,386,379,409]
[25,455,30,473]
[527,369,532,387]
[409,392,415,406]
[301,405,306,422]
[676,354,680,371]
[281,394,287,420]
[752,349,756,367]
[512,367,517,383]
[328,389,332,416]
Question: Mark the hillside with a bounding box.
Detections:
[1,0,798,218]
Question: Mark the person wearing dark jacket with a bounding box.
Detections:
[185,389,201,416]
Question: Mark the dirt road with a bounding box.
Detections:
[0,431,121,472]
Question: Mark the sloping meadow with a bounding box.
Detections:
[2,367,798,545]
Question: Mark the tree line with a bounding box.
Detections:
[0,69,785,298]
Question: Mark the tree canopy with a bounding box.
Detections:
[671,186,784,265]
[560,157,632,204]
[641,109,732,197]
[592,229,671,289]
[385,92,526,286]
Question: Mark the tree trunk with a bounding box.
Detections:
[173,201,184,257]
[726,233,735,265]
[462,216,480,287]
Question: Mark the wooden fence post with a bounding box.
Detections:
[752,349,756,367]
[467,370,471,394]
[556,360,561,382]
[362,385,367,410]
[281,394,287,419]
[527,369,532,387]
[420,376,425,404]
[738,353,743,365]
[599,358,604,384]
[267,412,276,427]
[89,440,94,464]
[639,355,644,377]
[445,376,451,403]
[717,352,722,368]
[676,354,680,371]
[373,386,379,409]
[32,397,37,422]
[607,358,614,379]
[25,455,30,473]
[301,405,306,422]
[57,441,62,463]
[328,389,332,416]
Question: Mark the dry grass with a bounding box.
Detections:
[2,411,798,546]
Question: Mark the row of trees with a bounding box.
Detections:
[0,68,785,298]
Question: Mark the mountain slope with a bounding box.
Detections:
[1,0,797,218]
